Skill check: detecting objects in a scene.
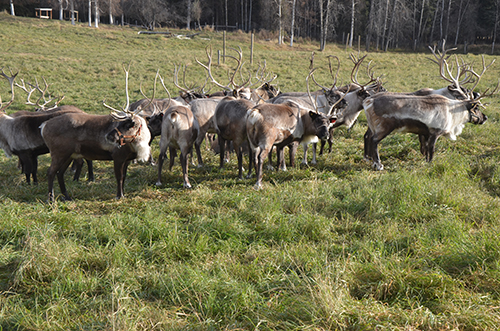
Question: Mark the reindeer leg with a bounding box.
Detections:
[53,158,73,201]
[114,159,127,199]
[364,128,373,162]
[289,142,297,168]
[311,143,318,165]
[426,132,441,162]
[169,147,176,171]
[72,158,84,181]
[301,143,309,166]
[236,145,244,179]
[86,159,94,182]
[218,136,226,169]
[194,133,205,168]
[246,146,254,179]
[156,145,167,186]
[180,150,191,188]
[418,134,428,157]
[255,146,271,190]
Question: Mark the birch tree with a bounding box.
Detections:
[9,0,15,16]
[493,0,500,53]
[290,0,297,46]
[187,0,192,29]
[349,0,356,47]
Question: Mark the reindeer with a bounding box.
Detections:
[0,69,92,184]
[269,58,347,166]
[40,64,152,201]
[246,100,336,189]
[318,53,385,155]
[192,45,272,167]
[363,48,496,171]
[155,103,199,188]
[214,96,256,179]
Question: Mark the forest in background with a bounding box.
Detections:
[1,0,500,52]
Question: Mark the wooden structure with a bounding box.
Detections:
[35,8,52,19]
[64,10,79,22]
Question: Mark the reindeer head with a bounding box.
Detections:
[103,63,154,161]
[309,110,336,140]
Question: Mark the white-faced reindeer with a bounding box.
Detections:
[246,100,336,189]
[41,65,152,201]
[363,49,496,171]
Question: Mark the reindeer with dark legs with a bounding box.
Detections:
[363,45,496,171]
[0,69,92,184]
[41,64,152,202]
[214,96,256,179]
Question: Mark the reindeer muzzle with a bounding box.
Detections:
[112,125,142,146]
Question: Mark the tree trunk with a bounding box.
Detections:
[59,0,63,20]
[384,0,397,51]
[109,0,113,25]
[366,0,376,51]
[493,0,500,54]
[429,0,441,44]
[381,0,390,48]
[278,0,283,45]
[417,0,426,47]
[187,0,191,29]
[95,0,99,28]
[89,0,92,27]
[225,0,228,28]
[249,0,252,31]
[439,0,445,41]
[319,0,324,50]
[290,0,297,47]
[445,0,452,40]
[71,0,75,25]
[349,0,355,47]
[9,0,15,16]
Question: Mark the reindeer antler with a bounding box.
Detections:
[104,62,145,119]
[196,45,233,92]
[0,67,18,112]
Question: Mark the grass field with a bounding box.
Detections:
[1,11,500,330]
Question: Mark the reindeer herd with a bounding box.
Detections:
[0,43,497,202]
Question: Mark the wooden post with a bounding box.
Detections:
[358,35,361,53]
[223,31,226,64]
[250,32,254,65]
[346,33,350,50]
[218,50,221,65]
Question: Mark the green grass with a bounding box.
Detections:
[2,11,500,330]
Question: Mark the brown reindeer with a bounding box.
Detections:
[214,96,256,179]
[246,100,336,189]
[40,65,152,201]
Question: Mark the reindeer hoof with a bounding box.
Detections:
[155,181,162,187]
[372,162,384,171]
[184,183,192,189]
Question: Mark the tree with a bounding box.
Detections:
[186,0,191,29]
[290,0,296,46]
[9,0,15,16]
